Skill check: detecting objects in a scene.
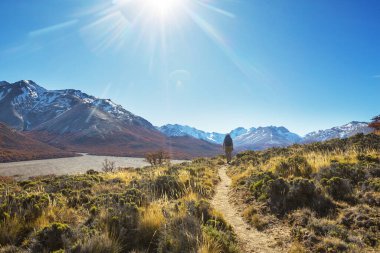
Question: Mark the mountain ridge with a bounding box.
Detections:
[0,80,374,156]
[0,80,221,159]
[158,121,372,150]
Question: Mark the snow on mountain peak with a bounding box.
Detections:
[303,121,371,143]
[0,80,154,130]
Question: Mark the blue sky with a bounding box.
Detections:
[0,0,379,135]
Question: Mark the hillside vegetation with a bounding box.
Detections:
[228,133,380,252]
[0,133,379,253]
[0,158,238,253]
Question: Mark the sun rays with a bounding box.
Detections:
[79,0,235,60]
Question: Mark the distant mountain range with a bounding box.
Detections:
[158,122,372,150]
[0,80,375,160]
[0,80,220,159]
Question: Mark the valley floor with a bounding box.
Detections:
[0,154,186,180]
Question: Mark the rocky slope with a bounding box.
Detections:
[0,123,75,162]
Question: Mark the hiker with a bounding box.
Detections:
[223,134,233,164]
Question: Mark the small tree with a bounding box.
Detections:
[102,159,116,173]
[145,151,170,166]
[369,115,380,135]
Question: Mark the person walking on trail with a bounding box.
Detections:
[223,134,233,164]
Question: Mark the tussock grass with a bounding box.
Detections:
[228,134,380,252]
[0,156,239,253]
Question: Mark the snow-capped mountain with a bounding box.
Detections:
[302,121,372,143]
[157,125,251,144]
[158,124,302,150]
[157,124,225,144]
[0,80,221,158]
[0,80,153,131]
[159,121,373,151]
[234,126,302,150]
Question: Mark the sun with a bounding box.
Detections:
[142,0,187,19]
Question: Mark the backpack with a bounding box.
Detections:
[224,135,233,146]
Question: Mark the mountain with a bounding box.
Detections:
[0,123,75,162]
[234,126,302,150]
[0,80,220,159]
[158,124,301,150]
[302,121,372,143]
[157,125,250,144]
[159,122,373,151]
[157,124,225,144]
[0,80,153,131]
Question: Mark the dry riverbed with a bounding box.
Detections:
[0,154,186,180]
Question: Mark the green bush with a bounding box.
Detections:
[248,171,276,201]
[357,154,380,164]
[153,175,184,199]
[321,177,353,201]
[268,178,334,216]
[33,223,72,252]
[202,225,239,253]
[317,163,366,185]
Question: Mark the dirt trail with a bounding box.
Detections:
[211,166,285,253]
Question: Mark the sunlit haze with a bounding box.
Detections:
[0,0,379,135]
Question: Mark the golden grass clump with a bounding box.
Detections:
[198,233,223,253]
[138,201,166,247]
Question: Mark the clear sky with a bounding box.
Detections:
[0,0,379,135]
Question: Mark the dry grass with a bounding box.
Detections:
[242,205,257,220]
[0,216,25,246]
[34,205,80,229]
[103,170,141,184]
[198,233,223,253]
[75,234,122,253]
[288,241,307,253]
[138,201,165,247]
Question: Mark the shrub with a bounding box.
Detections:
[153,175,184,199]
[102,159,116,173]
[267,178,334,216]
[0,245,27,253]
[86,169,99,175]
[33,223,72,252]
[317,163,366,185]
[321,177,353,201]
[361,178,380,192]
[357,154,380,164]
[145,151,170,166]
[315,237,349,253]
[266,178,289,214]
[157,215,201,253]
[104,203,139,251]
[275,156,313,178]
[248,172,276,201]
[201,225,239,253]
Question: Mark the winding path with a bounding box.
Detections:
[211,166,283,253]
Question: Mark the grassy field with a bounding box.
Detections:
[227,133,380,252]
[1,133,379,253]
[0,157,238,253]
